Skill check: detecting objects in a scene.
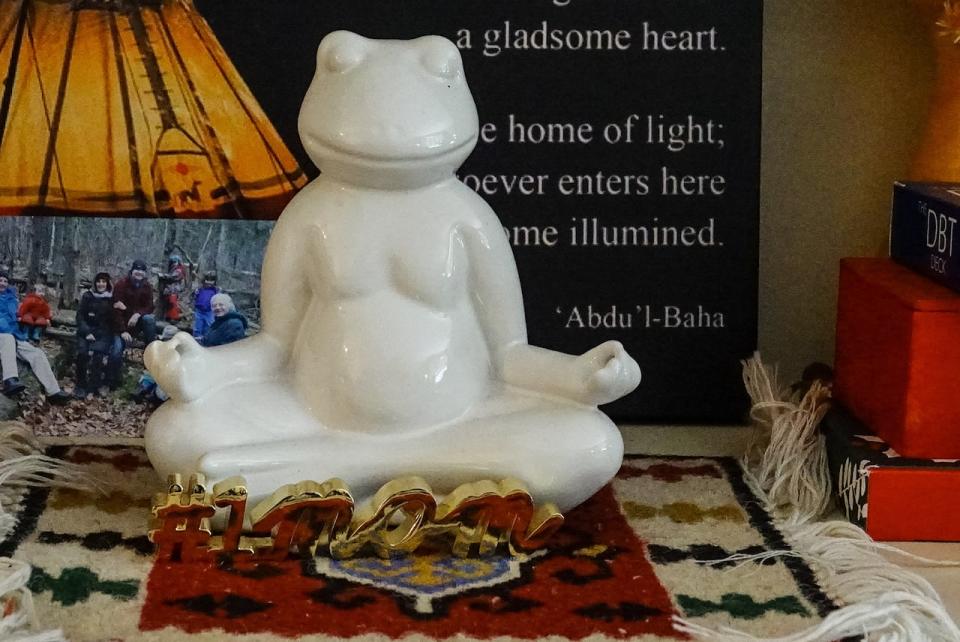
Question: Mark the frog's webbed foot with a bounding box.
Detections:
[144,379,327,491]
[198,442,309,479]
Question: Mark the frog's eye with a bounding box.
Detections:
[418,36,462,81]
[318,30,367,74]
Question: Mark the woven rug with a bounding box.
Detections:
[3,445,838,641]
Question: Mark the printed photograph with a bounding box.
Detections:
[0,0,306,219]
[0,0,305,437]
[0,216,272,437]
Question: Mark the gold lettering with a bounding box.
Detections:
[435,479,564,556]
[330,476,436,559]
[148,474,215,562]
[248,479,354,559]
[149,474,563,562]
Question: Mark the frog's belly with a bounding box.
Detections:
[293,291,490,430]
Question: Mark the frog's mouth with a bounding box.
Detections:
[304,131,478,165]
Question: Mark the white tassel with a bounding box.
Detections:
[0,422,104,540]
[674,596,954,642]
[678,354,960,642]
[0,559,65,642]
[740,353,832,522]
[0,422,102,642]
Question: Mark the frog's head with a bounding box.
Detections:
[299,31,479,189]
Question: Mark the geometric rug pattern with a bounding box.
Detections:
[4,446,838,640]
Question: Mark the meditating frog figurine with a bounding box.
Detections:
[144,31,641,512]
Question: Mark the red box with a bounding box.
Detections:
[835,258,960,459]
[868,470,960,541]
[824,406,960,542]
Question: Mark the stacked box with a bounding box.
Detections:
[830,183,960,541]
[823,405,960,542]
[890,182,960,293]
[834,257,960,459]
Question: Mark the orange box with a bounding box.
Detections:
[835,258,960,459]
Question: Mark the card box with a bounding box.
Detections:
[890,182,960,293]
[824,404,960,542]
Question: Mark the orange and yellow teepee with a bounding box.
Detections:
[0,0,306,219]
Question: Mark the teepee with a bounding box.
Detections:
[0,0,306,219]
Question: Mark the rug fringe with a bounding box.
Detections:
[674,600,929,642]
[0,558,65,642]
[741,354,832,523]
[0,422,101,642]
[0,422,105,539]
[676,353,960,642]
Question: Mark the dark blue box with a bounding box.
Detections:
[890,182,960,292]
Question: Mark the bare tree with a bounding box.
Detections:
[61,217,81,307]
[27,217,48,283]
[0,215,272,321]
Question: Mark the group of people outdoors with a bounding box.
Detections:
[0,258,249,404]
[0,271,70,404]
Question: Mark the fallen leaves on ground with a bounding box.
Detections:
[23,388,153,438]
[19,335,153,438]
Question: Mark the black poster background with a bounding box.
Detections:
[195,0,762,423]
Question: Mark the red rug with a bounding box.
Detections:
[6,446,838,640]
[141,484,679,639]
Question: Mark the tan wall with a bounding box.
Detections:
[759,0,933,379]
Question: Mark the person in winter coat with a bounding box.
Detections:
[75,273,124,398]
[160,254,187,323]
[17,284,52,342]
[0,271,69,404]
[113,259,156,345]
[192,272,219,340]
[132,324,179,405]
[202,293,248,347]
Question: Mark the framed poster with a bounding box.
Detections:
[0,0,760,435]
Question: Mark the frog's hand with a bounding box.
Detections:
[582,341,642,405]
[500,341,641,406]
[144,332,208,402]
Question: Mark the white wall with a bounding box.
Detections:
[759,0,933,379]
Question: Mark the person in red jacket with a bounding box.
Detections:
[159,254,187,323]
[17,283,51,343]
[113,259,157,345]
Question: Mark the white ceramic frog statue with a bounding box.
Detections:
[144,31,641,512]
